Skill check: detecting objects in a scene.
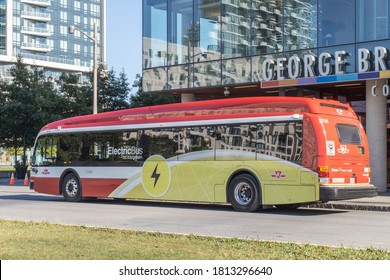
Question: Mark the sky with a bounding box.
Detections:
[106,0,142,84]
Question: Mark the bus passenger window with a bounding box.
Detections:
[33,136,58,166]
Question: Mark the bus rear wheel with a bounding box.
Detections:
[62,173,82,202]
[228,174,261,212]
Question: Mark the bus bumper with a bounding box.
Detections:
[320,185,378,201]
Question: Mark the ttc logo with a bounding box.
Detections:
[337,145,350,154]
[272,171,286,179]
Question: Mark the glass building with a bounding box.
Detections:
[0,0,106,82]
[143,0,390,191]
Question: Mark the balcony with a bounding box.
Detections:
[21,26,51,37]
[21,11,51,22]
[21,42,51,52]
[21,0,51,7]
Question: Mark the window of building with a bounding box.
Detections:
[168,65,191,89]
[60,0,67,7]
[60,11,68,22]
[60,40,67,52]
[74,15,80,24]
[194,0,221,61]
[251,0,284,55]
[74,43,80,54]
[143,0,168,68]
[222,0,251,58]
[318,0,355,46]
[193,61,221,87]
[60,25,67,35]
[222,57,251,85]
[74,1,81,11]
[168,0,193,65]
[284,0,317,51]
[357,0,390,41]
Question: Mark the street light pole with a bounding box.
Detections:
[92,22,98,114]
[69,21,98,114]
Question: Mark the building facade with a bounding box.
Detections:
[142,0,390,192]
[0,0,106,82]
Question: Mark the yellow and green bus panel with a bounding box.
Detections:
[30,97,377,211]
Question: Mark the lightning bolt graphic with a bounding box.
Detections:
[151,164,161,187]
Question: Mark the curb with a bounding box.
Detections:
[306,203,390,212]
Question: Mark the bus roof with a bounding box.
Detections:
[40,96,357,132]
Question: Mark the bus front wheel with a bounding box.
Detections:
[228,174,261,212]
[62,173,82,202]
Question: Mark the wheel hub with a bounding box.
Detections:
[234,182,252,205]
[65,179,78,197]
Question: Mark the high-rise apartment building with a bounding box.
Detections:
[0,0,105,81]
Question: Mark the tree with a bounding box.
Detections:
[129,74,180,108]
[0,57,64,167]
[58,73,91,117]
[99,68,130,112]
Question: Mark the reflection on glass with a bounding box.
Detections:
[193,61,221,87]
[215,124,257,161]
[194,0,221,62]
[141,129,180,160]
[168,0,193,65]
[222,58,251,84]
[357,0,390,42]
[251,0,284,55]
[180,126,214,158]
[168,65,191,89]
[284,0,317,51]
[251,54,277,82]
[143,68,168,92]
[222,0,251,58]
[256,122,302,164]
[318,0,355,46]
[143,0,168,68]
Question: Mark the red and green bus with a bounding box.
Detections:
[30,96,377,211]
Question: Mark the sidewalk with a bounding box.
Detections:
[309,192,390,212]
[0,177,28,187]
[1,177,390,211]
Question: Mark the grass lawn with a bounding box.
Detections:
[1,220,389,260]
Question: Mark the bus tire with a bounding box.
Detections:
[228,174,261,212]
[62,173,82,202]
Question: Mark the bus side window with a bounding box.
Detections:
[178,126,215,161]
[256,122,302,164]
[138,131,151,161]
[34,136,59,166]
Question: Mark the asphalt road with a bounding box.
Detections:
[1,185,390,251]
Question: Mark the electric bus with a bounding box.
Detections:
[30,97,377,211]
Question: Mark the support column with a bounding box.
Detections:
[181,93,194,103]
[366,79,388,192]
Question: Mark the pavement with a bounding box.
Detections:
[1,177,390,212]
